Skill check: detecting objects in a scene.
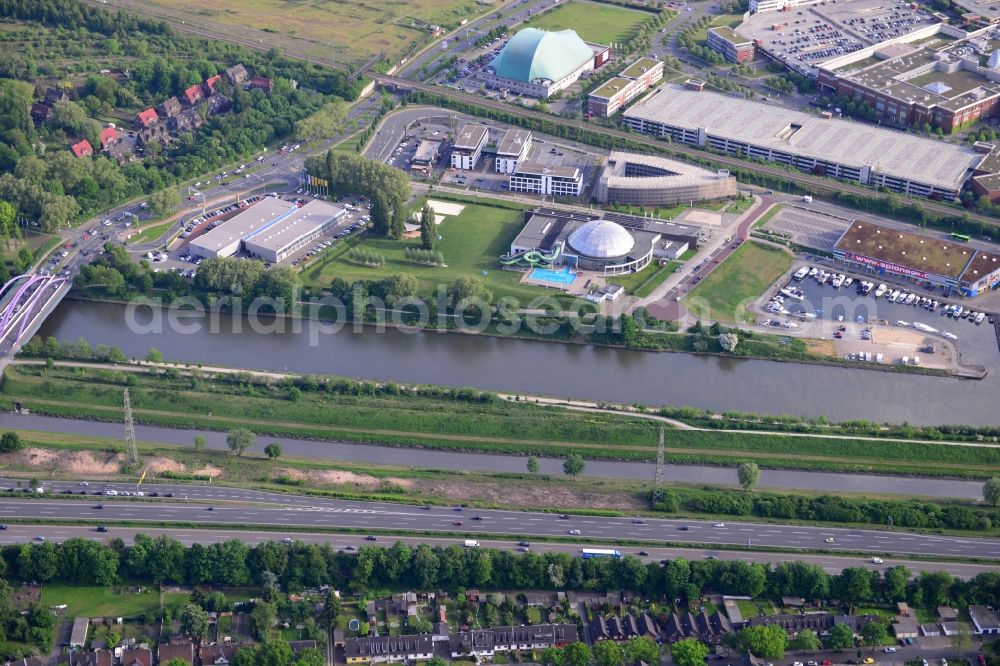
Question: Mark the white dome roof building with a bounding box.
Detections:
[568,220,635,259]
[505,211,693,277]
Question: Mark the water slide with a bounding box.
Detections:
[499,242,563,268]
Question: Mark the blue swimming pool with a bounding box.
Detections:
[530,266,576,285]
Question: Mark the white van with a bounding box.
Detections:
[464,540,480,548]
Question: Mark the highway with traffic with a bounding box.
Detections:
[2,522,997,578]
[1,479,998,562]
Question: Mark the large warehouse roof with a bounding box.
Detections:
[492,28,594,83]
[624,85,983,191]
[243,199,346,255]
[189,197,298,255]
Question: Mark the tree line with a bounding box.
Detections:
[653,487,997,532]
[2,536,999,611]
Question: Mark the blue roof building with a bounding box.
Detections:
[482,27,609,98]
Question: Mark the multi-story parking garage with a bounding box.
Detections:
[622,83,983,200]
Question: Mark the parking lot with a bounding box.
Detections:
[737,0,936,75]
[760,204,852,251]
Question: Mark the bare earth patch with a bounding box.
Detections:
[146,456,186,475]
[287,469,415,489]
[7,447,121,475]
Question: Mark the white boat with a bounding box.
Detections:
[975,312,986,324]
[904,293,916,305]
[942,331,958,340]
[791,311,817,321]
[793,266,809,281]
[952,306,963,317]
[895,320,910,327]
[832,274,844,288]
[913,322,937,333]
[808,267,819,278]
[843,277,853,288]
[874,284,887,298]
[780,286,806,300]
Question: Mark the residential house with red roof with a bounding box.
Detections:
[205,74,222,94]
[136,107,159,129]
[99,126,119,149]
[183,84,205,106]
[70,139,94,158]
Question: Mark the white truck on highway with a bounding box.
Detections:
[464,540,480,548]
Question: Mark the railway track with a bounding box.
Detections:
[370,73,998,227]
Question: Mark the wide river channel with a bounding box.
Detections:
[35,298,1000,426]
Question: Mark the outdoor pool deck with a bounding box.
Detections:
[519,266,591,295]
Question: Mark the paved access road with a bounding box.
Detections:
[2,479,999,560]
[2,414,988,501]
[3,523,999,578]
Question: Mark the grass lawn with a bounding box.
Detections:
[303,200,581,305]
[126,220,173,245]
[856,607,898,619]
[138,0,488,65]
[685,241,792,323]
[754,204,785,229]
[524,0,651,44]
[612,261,679,297]
[40,584,161,618]
[734,599,760,620]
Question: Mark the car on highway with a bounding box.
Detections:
[825,537,836,543]
[677,525,689,531]
[793,661,804,666]
[872,557,883,564]
[713,522,726,528]
[452,520,463,526]
[559,514,570,519]
[96,526,108,533]
[862,659,875,664]
[472,516,482,521]
[421,505,431,510]
[282,538,294,544]
[206,506,214,511]
[345,545,356,551]
[366,536,377,541]
[518,541,530,547]
[637,550,649,556]
[94,504,103,509]
[631,518,646,524]
[34,536,45,541]
[884,648,897,654]
[0,525,7,530]
[568,529,581,535]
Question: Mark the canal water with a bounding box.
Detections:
[35,299,1000,425]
